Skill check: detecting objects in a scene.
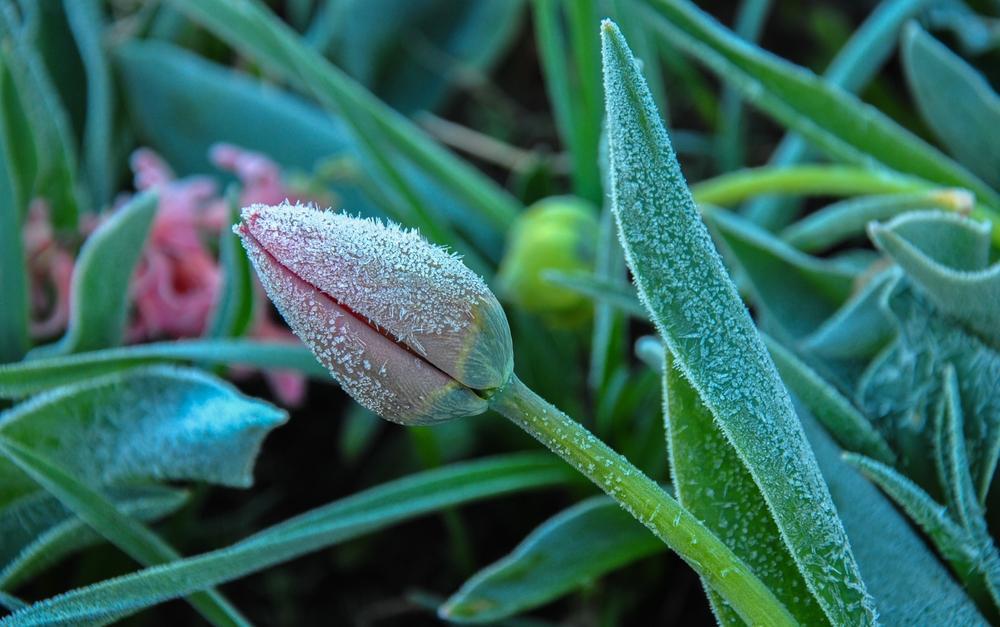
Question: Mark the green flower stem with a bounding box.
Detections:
[691,165,1000,244]
[490,374,796,627]
[691,165,929,206]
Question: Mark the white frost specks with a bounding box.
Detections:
[239,202,512,389]
[238,216,487,425]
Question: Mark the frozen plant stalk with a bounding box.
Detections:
[237,202,795,626]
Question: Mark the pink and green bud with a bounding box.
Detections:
[235,202,513,424]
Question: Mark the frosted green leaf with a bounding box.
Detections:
[440,497,663,623]
[0,366,287,508]
[0,339,325,399]
[858,281,1000,498]
[870,211,1000,348]
[763,335,894,464]
[0,454,573,625]
[601,21,875,625]
[0,486,187,589]
[663,355,826,625]
[902,24,1000,189]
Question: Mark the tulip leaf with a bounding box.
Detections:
[0,454,575,625]
[29,191,158,359]
[902,24,1000,189]
[663,354,826,625]
[0,340,325,399]
[641,0,1000,211]
[602,21,875,624]
[0,485,188,590]
[440,496,663,623]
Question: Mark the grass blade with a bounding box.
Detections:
[643,0,1000,211]
[744,0,933,227]
[63,0,113,207]
[0,454,575,625]
[168,0,520,233]
[0,437,248,627]
[440,496,663,622]
[0,340,326,399]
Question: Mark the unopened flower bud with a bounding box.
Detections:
[497,196,598,319]
[235,202,513,425]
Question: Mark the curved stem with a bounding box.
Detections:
[490,374,796,627]
[691,165,929,207]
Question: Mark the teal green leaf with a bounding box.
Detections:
[440,496,663,623]
[937,365,985,529]
[0,340,325,399]
[642,0,1000,210]
[0,72,28,364]
[167,0,519,233]
[663,355,825,625]
[0,1,80,227]
[0,61,36,219]
[744,0,936,228]
[781,189,974,253]
[0,437,246,627]
[0,366,287,508]
[306,0,524,116]
[63,0,113,207]
[116,41,362,180]
[0,486,188,590]
[902,24,1000,189]
[802,270,895,362]
[763,335,894,464]
[870,211,1000,348]
[29,192,158,359]
[207,196,255,339]
[0,454,574,625]
[800,404,985,625]
[705,207,856,339]
[602,22,875,624]
[858,281,1000,497]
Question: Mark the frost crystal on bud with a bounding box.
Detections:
[235,202,513,425]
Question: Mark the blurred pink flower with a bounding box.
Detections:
[21,145,313,407]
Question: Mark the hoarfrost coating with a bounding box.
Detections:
[236,202,513,424]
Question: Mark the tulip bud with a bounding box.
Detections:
[235,202,513,425]
[497,196,598,319]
